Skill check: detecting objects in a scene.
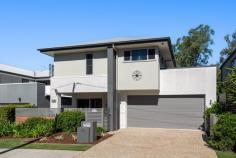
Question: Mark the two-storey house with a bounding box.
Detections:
[39,37,216,131]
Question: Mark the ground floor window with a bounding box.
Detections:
[61,97,72,106]
[77,98,102,108]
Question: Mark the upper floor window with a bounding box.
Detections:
[49,64,54,77]
[22,79,29,83]
[124,49,155,61]
[86,54,93,75]
[159,54,167,69]
[124,51,131,61]
[38,80,50,85]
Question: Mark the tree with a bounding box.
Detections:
[220,31,236,64]
[173,24,215,67]
[224,67,236,107]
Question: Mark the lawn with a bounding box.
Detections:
[0,139,91,151]
[216,151,236,158]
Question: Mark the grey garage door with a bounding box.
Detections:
[127,95,205,129]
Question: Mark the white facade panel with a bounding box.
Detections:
[117,48,160,91]
[160,67,217,107]
[54,51,107,76]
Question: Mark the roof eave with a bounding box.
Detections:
[38,37,176,67]
[38,37,170,52]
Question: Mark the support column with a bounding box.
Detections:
[120,94,127,128]
[50,89,61,108]
[72,94,77,108]
[107,46,117,131]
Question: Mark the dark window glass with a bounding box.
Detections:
[77,99,90,108]
[124,51,131,61]
[148,49,155,59]
[86,54,93,75]
[132,49,147,61]
[90,99,102,108]
[159,55,166,69]
[62,97,72,106]
[38,80,50,85]
[22,79,29,83]
[49,64,54,77]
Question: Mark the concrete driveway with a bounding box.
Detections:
[0,149,81,158]
[76,128,217,158]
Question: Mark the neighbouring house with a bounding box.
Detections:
[0,64,51,107]
[220,48,236,110]
[38,37,217,131]
[220,48,236,81]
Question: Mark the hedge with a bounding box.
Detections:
[0,120,16,137]
[209,113,236,151]
[0,109,85,138]
[0,104,33,122]
[56,111,85,133]
[14,117,55,138]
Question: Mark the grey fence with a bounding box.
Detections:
[15,108,108,130]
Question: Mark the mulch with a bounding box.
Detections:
[0,132,113,145]
[36,132,113,145]
[37,132,77,144]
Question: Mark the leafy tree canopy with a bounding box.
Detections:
[220,30,236,63]
[173,24,215,67]
[224,67,236,107]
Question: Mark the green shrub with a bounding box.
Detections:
[15,117,55,138]
[0,104,33,122]
[96,127,106,136]
[204,102,224,119]
[0,120,16,137]
[208,113,236,151]
[56,111,85,133]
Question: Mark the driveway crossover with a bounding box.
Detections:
[76,128,217,158]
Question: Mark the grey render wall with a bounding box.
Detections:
[0,72,32,83]
[0,82,49,107]
[37,83,50,108]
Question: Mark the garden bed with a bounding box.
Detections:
[0,133,112,151]
[37,132,113,144]
[0,107,111,151]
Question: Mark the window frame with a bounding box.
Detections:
[61,97,72,106]
[22,78,30,83]
[77,98,102,108]
[86,54,93,75]
[123,48,156,62]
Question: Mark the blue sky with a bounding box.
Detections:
[0,0,235,71]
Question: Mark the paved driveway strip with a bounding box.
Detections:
[76,128,217,158]
[0,149,81,158]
